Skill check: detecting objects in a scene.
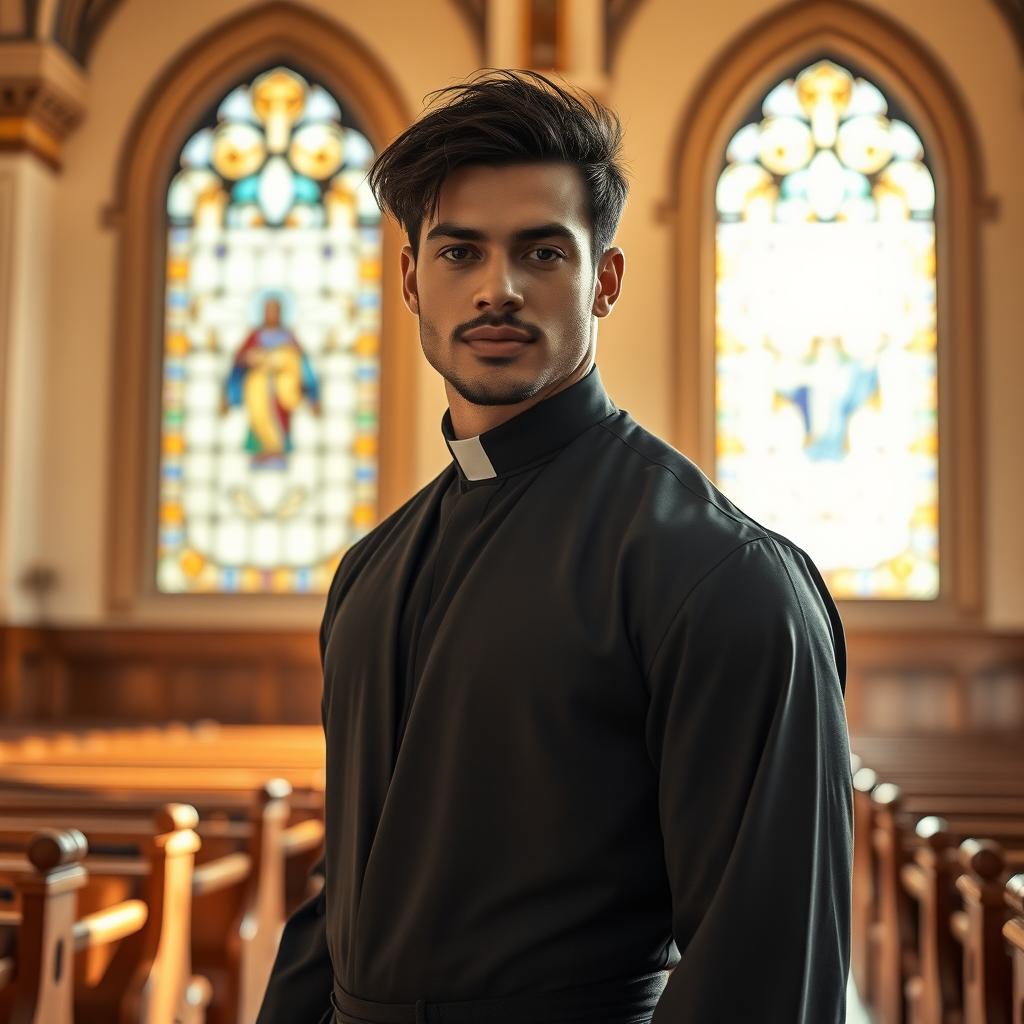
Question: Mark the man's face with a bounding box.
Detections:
[400,162,620,407]
[264,299,281,327]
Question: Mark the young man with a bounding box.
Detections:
[258,70,853,1024]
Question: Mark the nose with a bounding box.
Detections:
[473,256,524,314]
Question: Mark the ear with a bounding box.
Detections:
[400,244,419,316]
[591,247,624,318]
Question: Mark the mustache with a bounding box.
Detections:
[453,315,540,341]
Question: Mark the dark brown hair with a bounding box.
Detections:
[366,69,629,267]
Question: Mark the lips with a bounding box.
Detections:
[463,338,532,358]
[461,327,533,342]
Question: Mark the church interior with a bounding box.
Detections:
[0,0,1022,1020]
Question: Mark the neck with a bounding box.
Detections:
[445,351,595,440]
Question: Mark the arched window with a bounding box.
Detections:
[713,58,937,600]
[669,2,983,626]
[157,66,381,595]
[108,6,414,618]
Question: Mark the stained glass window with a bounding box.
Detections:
[157,66,382,595]
[715,58,938,600]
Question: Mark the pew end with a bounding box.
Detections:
[0,828,89,1024]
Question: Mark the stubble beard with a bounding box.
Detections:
[418,317,550,406]
[418,311,591,407]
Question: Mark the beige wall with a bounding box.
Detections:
[6,0,1022,627]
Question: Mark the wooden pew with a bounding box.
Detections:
[0,781,323,1024]
[0,763,324,792]
[0,722,324,766]
[0,810,212,1023]
[954,838,1015,1024]
[901,817,963,1024]
[0,726,326,917]
[871,785,1024,1023]
[0,723,325,1020]
[900,820,1024,1024]
[854,767,1024,1006]
[0,828,88,1024]
[0,779,323,905]
[1005,874,1024,1024]
[187,779,318,1024]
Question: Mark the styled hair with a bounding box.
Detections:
[366,69,629,266]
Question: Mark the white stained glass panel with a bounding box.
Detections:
[714,59,938,601]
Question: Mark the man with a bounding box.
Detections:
[258,70,852,1024]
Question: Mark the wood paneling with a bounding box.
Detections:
[2,624,1023,733]
[0,627,320,724]
[848,629,1024,734]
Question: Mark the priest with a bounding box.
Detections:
[258,69,853,1024]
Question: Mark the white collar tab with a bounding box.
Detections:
[446,435,498,481]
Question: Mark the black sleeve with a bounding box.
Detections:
[646,536,853,1023]
[256,567,346,1023]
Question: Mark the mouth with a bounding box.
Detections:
[462,338,532,357]
[459,327,535,358]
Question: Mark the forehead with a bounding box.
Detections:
[426,162,589,238]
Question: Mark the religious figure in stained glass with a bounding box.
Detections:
[223,295,321,468]
[157,66,382,595]
[714,58,939,600]
[768,335,881,462]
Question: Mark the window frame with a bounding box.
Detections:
[665,0,987,630]
[105,4,415,624]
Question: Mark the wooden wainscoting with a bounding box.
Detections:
[846,628,1024,734]
[0,626,321,723]
[1,624,1023,731]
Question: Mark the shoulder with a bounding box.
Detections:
[597,412,768,539]
[587,409,788,579]
[587,412,842,672]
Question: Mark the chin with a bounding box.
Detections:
[448,368,547,407]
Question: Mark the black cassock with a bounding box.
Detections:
[257,365,853,1024]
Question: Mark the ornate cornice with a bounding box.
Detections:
[0,41,86,167]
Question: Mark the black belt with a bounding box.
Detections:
[331,970,668,1023]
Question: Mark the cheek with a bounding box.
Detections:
[562,272,597,320]
[537,270,590,310]
[417,275,463,314]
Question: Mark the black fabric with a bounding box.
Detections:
[330,969,667,1023]
[257,365,853,1024]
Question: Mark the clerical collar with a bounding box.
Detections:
[441,365,617,482]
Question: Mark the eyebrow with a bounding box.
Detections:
[424,222,577,246]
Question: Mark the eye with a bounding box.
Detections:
[531,247,564,263]
[440,246,475,262]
